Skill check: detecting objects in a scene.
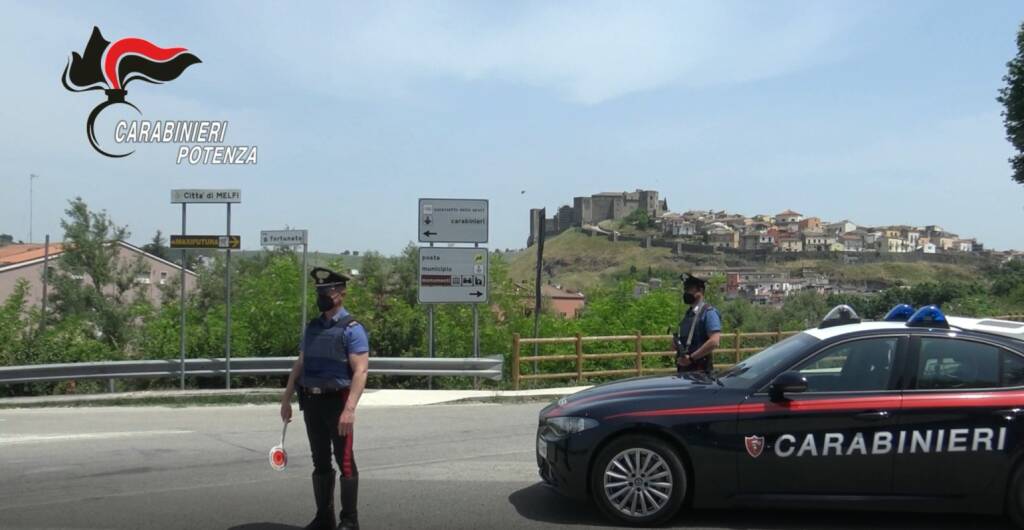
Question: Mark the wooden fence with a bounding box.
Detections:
[511,330,800,390]
[510,315,1024,390]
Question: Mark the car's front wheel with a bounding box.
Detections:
[1006,462,1024,528]
[590,434,687,527]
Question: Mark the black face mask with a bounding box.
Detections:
[683,292,697,305]
[316,293,336,312]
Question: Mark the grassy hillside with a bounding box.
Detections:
[508,230,680,290]
[510,229,988,292]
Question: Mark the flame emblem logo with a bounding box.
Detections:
[745,435,765,458]
[62,27,201,157]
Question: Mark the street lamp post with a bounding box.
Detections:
[29,174,38,243]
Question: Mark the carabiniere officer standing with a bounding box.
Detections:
[281,267,369,530]
[673,273,722,375]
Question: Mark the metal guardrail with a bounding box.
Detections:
[0,356,504,385]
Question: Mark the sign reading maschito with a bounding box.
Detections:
[170,235,240,249]
[418,247,489,303]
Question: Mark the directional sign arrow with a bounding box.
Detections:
[470,291,484,297]
[423,230,437,237]
[424,218,431,225]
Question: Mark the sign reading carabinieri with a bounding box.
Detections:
[115,120,257,165]
[749,427,1007,459]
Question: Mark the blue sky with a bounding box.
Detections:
[2,0,1024,253]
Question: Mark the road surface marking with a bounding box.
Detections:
[0,430,193,445]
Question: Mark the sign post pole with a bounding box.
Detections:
[180,204,187,390]
[170,189,241,391]
[225,203,232,390]
[427,304,434,390]
[472,242,480,389]
[428,242,434,391]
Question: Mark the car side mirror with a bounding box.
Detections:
[769,371,808,402]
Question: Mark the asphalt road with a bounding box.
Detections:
[0,403,1014,530]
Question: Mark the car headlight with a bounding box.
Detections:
[547,416,599,437]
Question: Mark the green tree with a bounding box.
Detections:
[49,198,152,351]
[998,20,1024,185]
[142,230,168,260]
[0,280,30,366]
[622,208,654,230]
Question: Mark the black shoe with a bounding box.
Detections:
[337,512,359,530]
[337,475,359,530]
[305,472,337,530]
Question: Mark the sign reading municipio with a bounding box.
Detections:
[418,247,489,303]
[170,235,241,249]
[260,230,308,247]
[171,189,241,204]
[418,198,488,243]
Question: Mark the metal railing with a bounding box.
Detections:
[509,315,1024,389]
[0,356,504,386]
[511,330,799,389]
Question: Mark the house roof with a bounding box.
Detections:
[541,284,586,300]
[0,240,197,276]
[776,209,802,217]
[0,243,66,266]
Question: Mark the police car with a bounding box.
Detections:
[536,304,1024,527]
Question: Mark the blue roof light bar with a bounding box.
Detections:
[906,305,949,329]
[884,304,916,322]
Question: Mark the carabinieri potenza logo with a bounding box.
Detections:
[62,26,201,158]
[62,27,257,165]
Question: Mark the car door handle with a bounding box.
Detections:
[854,410,890,421]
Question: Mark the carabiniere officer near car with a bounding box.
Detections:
[673,273,722,374]
[281,267,370,530]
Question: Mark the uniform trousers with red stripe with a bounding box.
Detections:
[302,389,357,478]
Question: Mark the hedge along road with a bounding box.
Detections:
[0,403,1013,530]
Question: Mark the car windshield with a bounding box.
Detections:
[716,333,819,389]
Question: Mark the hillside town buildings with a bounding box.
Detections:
[529,190,986,256]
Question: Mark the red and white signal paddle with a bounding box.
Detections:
[269,422,288,471]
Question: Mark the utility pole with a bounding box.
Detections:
[29,174,38,243]
[532,208,546,372]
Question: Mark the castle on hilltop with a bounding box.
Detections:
[529,189,666,245]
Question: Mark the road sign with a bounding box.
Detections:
[418,198,488,243]
[418,247,489,303]
[171,189,241,204]
[260,230,308,247]
[170,235,241,249]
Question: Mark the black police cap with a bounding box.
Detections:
[680,272,707,290]
[311,267,350,289]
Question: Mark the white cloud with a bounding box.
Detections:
[247,0,864,104]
